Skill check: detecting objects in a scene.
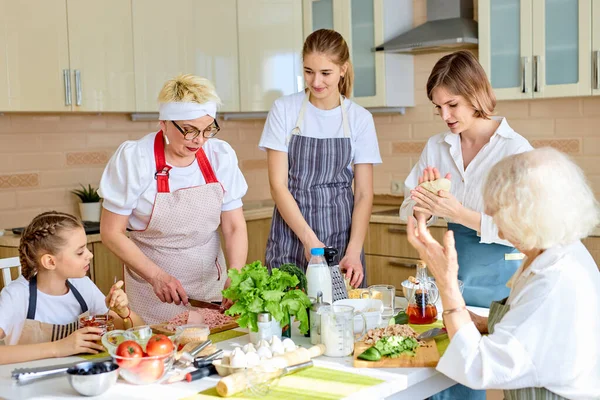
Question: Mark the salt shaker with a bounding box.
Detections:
[255,312,273,344]
[309,291,330,345]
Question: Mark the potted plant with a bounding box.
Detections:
[71,184,101,222]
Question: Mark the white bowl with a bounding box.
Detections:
[333,299,383,332]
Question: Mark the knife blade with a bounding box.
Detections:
[188,299,223,311]
[416,327,447,340]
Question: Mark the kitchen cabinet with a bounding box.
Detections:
[91,242,124,296]
[365,222,446,296]
[593,1,600,95]
[2,0,134,112]
[0,0,9,110]
[302,0,414,108]
[132,0,240,112]
[0,247,19,289]
[479,0,592,100]
[246,217,273,264]
[237,0,303,112]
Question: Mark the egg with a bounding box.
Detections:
[270,335,281,345]
[270,341,285,356]
[256,345,272,359]
[282,338,296,352]
[242,343,256,354]
[258,339,270,349]
[245,351,261,367]
[229,348,247,368]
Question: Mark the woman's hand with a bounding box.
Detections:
[222,277,233,311]
[339,251,364,288]
[54,327,104,357]
[412,167,452,220]
[106,280,130,318]
[303,240,325,262]
[149,269,188,305]
[406,215,459,290]
[469,310,489,334]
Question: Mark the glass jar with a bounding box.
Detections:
[79,315,115,343]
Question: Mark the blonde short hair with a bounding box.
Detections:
[427,51,496,119]
[158,74,222,106]
[483,148,600,250]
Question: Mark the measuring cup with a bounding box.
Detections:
[320,305,367,357]
[361,285,395,315]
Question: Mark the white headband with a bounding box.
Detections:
[158,101,218,121]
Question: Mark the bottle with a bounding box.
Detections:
[250,312,273,345]
[306,247,333,304]
[309,291,329,345]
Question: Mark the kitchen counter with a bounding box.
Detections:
[0,298,483,400]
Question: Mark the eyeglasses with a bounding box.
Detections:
[171,119,220,140]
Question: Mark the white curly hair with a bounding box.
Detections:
[483,147,600,251]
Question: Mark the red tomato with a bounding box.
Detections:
[135,358,164,382]
[145,334,174,356]
[115,340,143,369]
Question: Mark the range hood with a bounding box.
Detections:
[376,0,477,54]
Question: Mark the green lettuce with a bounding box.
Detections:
[223,261,312,334]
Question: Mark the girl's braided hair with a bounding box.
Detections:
[18,211,83,280]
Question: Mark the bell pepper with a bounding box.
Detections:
[357,347,382,361]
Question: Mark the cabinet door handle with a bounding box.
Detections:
[533,55,540,93]
[75,70,82,106]
[388,260,417,268]
[63,69,71,106]
[388,227,407,234]
[521,56,529,93]
[594,51,600,90]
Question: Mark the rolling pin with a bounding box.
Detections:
[216,344,325,397]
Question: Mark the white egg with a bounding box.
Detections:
[242,343,256,354]
[282,338,296,351]
[270,341,285,356]
[229,348,247,368]
[258,339,270,349]
[270,335,282,346]
[245,351,261,367]
[256,345,272,359]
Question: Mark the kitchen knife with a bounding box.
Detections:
[416,327,447,340]
[188,299,223,311]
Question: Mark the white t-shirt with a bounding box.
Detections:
[99,132,248,231]
[0,276,108,345]
[258,91,382,167]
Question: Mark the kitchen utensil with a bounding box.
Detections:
[194,349,223,365]
[244,361,314,397]
[333,298,384,331]
[66,360,119,397]
[11,356,112,385]
[402,278,463,299]
[163,364,217,384]
[320,305,367,357]
[406,262,440,325]
[175,339,212,368]
[361,284,396,323]
[188,298,224,311]
[112,349,176,385]
[416,327,447,340]
[323,247,348,302]
[353,338,440,368]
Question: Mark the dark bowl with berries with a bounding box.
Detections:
[66,360,119,396]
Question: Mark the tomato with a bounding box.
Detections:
[145,334,174,356]
[115,340,143,369]
[135,358,164,383]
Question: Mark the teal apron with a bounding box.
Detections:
[430,223,522,400]
[487,298,568,400]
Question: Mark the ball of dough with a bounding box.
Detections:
[418,178,451,194]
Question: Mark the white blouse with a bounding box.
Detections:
[99,132,248,230]
[437,241,600,399]
[399,117,532,245]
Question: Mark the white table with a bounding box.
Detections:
[0,300,489,400]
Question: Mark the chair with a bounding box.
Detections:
[0,257,21,285]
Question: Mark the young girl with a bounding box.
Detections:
[0,211,144,365]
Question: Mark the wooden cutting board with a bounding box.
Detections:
[352,338,440,368]
[150,320,239,336]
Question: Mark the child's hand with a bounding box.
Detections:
[55,327,104,357]
[105,280,129,318]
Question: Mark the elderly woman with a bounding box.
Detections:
[407,147,600,399]
[99,74,248,324]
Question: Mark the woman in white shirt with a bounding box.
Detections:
[99,75,248,324]
[407,147,600,400]
[259,29,382,288]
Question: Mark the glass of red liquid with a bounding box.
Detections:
[79,315,115,344]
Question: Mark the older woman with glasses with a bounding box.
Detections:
[407,148,600,399]
[99,74,248,324]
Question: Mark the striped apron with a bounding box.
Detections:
[265,92,365,286]
[18,275,89,344]
[488,298,568,400]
